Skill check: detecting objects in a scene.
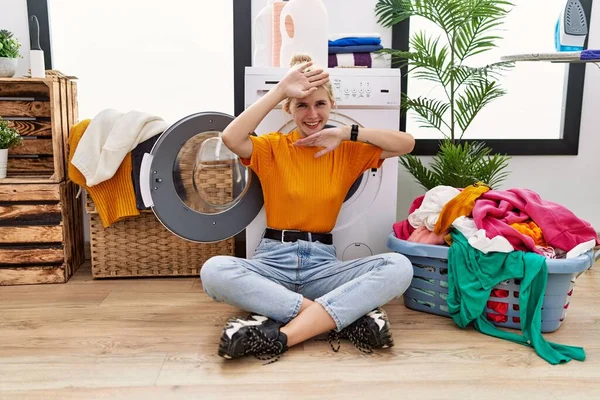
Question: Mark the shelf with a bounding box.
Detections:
[0,175,56,184]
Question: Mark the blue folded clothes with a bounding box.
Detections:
[580,50,600,60]
[328,37,381,46]
[328,44,383,54]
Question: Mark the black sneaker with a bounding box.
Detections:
[324,307,394,353]
[218,314,288,364]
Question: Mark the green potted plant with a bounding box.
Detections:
[0,29,22,78]
[0,117,23,178]
[375,0,514,190]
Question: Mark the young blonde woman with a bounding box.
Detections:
[200,54,415,363]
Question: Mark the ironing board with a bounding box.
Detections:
[501,51,600,67]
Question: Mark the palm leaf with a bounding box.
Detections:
[429,140,480,188]
[399,154,441,190]
[425,140,510,188]
[375,0,464,33]
[375,0,514,190]
[377,48,441,83]
[473,151,512,187]
[455,80,506,136]
[455,18,502,60]
[403,95,451,133]
[453,0,513,59]
[376,48,413,69]
[449,61,514,89]
[410,32,450,85]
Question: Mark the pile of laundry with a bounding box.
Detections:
[68,109,168,228]
[393,182,598,259]
[393,182,599,365]
[327,33,391,68]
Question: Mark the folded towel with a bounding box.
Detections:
[328,37,381,47]
[328,45,383,54]
[328,52,391,68]
[328,32,381,41]
[71,109,169,187]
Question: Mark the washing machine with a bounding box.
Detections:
[138,67,400,261]
[244,67,400,260]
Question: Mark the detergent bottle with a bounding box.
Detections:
[252,0,276,67]
[278,0,328,68]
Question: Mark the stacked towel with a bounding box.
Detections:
[327,33,388,68]
[328,53,391,68]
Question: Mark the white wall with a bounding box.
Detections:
[2,0,598,234]
[0,0,31,77]
[48,0,234,124]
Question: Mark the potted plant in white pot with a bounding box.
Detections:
[0,29,21,78]
[375,0,514,190]
[0,117,23,178]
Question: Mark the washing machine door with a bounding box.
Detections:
[139,112,263,243]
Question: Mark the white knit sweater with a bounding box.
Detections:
[71,109,169,187]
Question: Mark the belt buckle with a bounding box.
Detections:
[280,230,311,243]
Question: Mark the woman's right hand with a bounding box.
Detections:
[276,62,330,99]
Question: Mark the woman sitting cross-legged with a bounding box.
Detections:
[200,53,415,363]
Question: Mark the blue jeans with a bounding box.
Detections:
[200,237,413,331]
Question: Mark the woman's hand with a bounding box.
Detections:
[276,62,330,99]
[293,127,346,158]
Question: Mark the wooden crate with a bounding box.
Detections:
[85,195,235,278]
[0,180,85,285]
[0,71,78,182]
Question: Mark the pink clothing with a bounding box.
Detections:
[407,226,448,245]
[472,188,599,254]
[393,195,424,239]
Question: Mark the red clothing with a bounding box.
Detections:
[393,195,424,239]
[472,188,599,253]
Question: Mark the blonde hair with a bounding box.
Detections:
[283,53,335,113]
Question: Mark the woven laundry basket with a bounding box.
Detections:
[86,137,237,278]
[387,233,598,333]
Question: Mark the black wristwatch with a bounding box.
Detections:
[350,124,359,141]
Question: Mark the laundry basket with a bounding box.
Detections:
[387,233,598,333]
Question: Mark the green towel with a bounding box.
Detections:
[447,230,585,364]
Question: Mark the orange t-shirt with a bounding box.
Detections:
[240,129,383,233]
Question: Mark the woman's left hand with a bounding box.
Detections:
[293,127,345,158]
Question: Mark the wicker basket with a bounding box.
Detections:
[85,150,236,278]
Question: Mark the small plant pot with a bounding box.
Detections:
[0,148,8,178]
[0,57,18,77]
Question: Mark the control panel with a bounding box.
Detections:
[329,75,400,107]
[245,67,401,109]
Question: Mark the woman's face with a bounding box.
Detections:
[288,87,333,137]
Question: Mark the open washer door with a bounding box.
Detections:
[139,112,263,243]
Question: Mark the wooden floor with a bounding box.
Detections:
[1,261,600,400]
